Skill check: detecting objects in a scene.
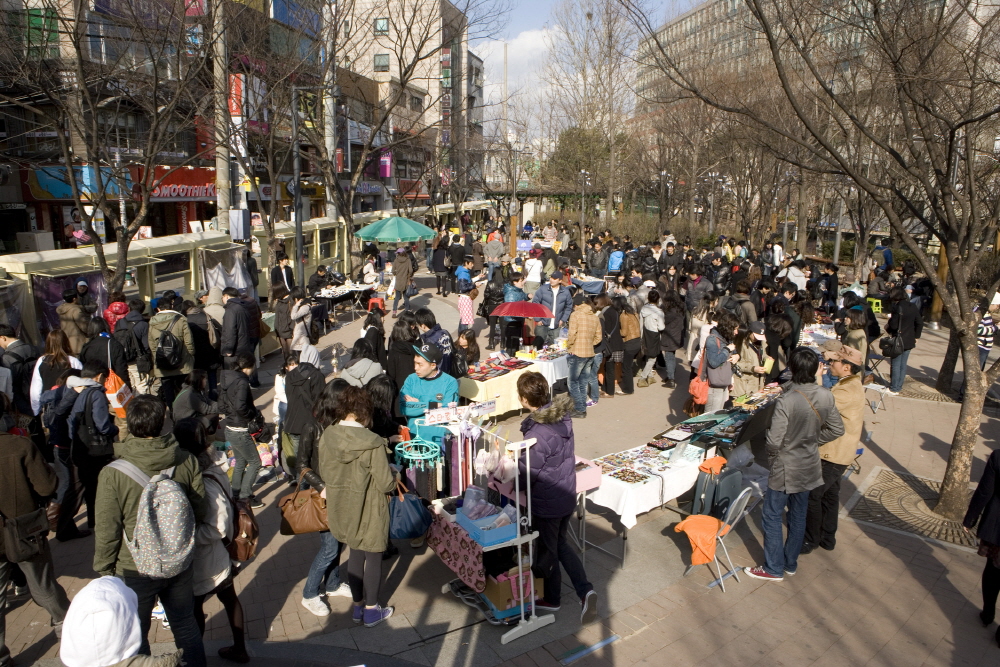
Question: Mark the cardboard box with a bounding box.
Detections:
[16,231,54,252]
[481,567,543,618]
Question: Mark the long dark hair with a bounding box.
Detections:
[349,339,379,363]
[389,318,419,344]
[364,374,396,415]
[611,295,634,315]
[314,378,351,429]
[44,330,73,370]
[661,290,685,315]
[457,328,480,363]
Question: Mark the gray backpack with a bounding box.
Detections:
[108,459,196,579]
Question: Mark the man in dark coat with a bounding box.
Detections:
[281,347,325,476]
[220,287,252,370]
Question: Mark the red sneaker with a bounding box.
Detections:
[744,566,784,582]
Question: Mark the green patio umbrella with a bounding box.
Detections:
[354,216,437,243]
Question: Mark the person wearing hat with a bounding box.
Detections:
[802,343,865,554]
[75,278,98,315]
[732,321,770,398]
[400,343,459,447]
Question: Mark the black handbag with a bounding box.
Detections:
[1,507,49,562]
[879,334,905,358]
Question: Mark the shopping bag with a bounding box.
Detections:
[389,480,433,540]
[104,343,133,418]
[688,353,709,405]
[257,439,275,467]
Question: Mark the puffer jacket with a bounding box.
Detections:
[765,382,845,494]
[518,394,577,519]
[103,301,129,332]
[93,434,207,577]
[319,423,397,552]
[283,356,326,435]
[221,298,251,358]
[640,302,665,354]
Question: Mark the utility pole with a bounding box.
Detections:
[322,1,340,271]
[213,0,230,227]
[833,197,844,264]
[292,87,305,288]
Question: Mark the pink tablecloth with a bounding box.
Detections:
[427,514,486,592]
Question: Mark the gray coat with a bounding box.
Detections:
[765,382,845,494]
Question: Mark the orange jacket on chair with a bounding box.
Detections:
[675,515,723,565]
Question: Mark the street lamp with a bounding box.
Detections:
[659,170,669,227]
[580,169,590,230]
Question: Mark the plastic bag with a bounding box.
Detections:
[105,369,133,419]
[389,481,433,539]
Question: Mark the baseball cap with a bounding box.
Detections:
[193,289,209,301]
[822,342,864,366]
[748,321,766,336]
[413,343,443,365]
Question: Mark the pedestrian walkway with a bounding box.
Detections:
[10,280,1000,667]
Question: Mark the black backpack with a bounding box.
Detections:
[75,386,115,457]
[155,315,184,371]
[719,295,745,323]
[3,344,39,413]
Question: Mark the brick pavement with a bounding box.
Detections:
[14,284,1000,666]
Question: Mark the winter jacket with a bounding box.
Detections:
[242,296,262,340]
[659,250,683,272]
[283,360,326,435]
[93,433,207,577]
[273,297,294,340]
[566,303,602,358]
[29,353,82,416]
[964,448,1000,545]
[886,300,923,351]
[518,394,577,519]
[103,301,129,333]
[68,379,119,458]
[0,433,56,555]
[598,306,623,355]
[842,328,869,365]
[193,466,233,596]
[115,311,150,355]
[204,287,226,326]
[342,357,383,388]
[620,311,641,343]
[392,252,414,293]
[148,311,195,377]
[297,420,325,490]
[733,293,759,325]
[640,302,665,354]
[531,282,573,327]
[420,324,454,375]
[57,302,91,354]
[218,369,259,429]
[820,373,865,466]
[502,283,528,324]
[684,276,713,313]
[185,308,222,371]
[271,265,295,294]
[307,271,329,293]
[400,370,459,445]
[703,329,733,388]
[708,264,732,294]
[172,386,219,433]
[80,334,130,388]
[319,422,396,553]
[41,385,75,449]
[290,301,313,351]
[586,247,608,276]
[732,334,766,397]
[484,239,505,262]
[661,307,686,352]
[765,382,845,494]
[432,247,450,273]
[221,298,252,358]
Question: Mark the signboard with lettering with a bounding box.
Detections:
[149,166,218,201]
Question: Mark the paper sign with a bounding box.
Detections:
[424,406,458,425]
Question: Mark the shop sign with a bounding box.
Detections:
[149,166,218,201]
[23,166,128,201]
[352,181,382,195]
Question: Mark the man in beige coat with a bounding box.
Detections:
[803,343,865,553]
[57,288,91,355]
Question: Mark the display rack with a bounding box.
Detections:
[436,420,555,644]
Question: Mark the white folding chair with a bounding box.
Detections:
[864,382,889,413]
[683,486,754,592]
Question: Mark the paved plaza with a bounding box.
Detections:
[9,274,1000,667]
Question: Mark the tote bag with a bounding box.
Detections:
[389,480,433,540]
[688,352,710,405]
[104,340,133,419]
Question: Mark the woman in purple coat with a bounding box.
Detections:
[516,372,596,622]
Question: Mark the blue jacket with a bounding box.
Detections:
[607,250,624,273]
[68,380,119,451]
[454,265,473,294]
[502,283,528,323]
[532,282,573,327]
[400,371,459,445]
[420,324,454,375]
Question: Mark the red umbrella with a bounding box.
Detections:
[490,301,554,319]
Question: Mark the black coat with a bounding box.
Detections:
[449,242,467,267]
[273,297,294,340]
[432,247,450,273]
[221,299,252,357]
[964,448,1000,544]
[271,265,295,292]
[886,300,923,350]
[599,307,623,355]
[115,312,150,354]
[283,362,325,436]
[218,369,258,428]
[297,420,325,491]
[186,309,221,371]
[661,307,686,353]
[172,386,219,433]
[79,335,130,389]
[307,272,328,293]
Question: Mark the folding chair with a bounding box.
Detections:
[867,352,889,387]
[863,381,889,413]
[684,486,754,593]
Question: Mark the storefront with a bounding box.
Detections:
[145,166,218,235]
[340,179,386,213]
[20,165,128,249]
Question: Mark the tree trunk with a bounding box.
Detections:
[934,340,986,520]
[935,320,961,394]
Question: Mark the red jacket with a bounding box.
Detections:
[103,301,129,332]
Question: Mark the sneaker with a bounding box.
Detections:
[12,585,28,598]
[534,599,561,612]
[352,605,364,625]
[248,496,265,510]
[580,590,597,623]
[799,542,817,555]
[325,582,352,598]
[585,399,597,407]
[784,568,797,577]
[410,534,426,548]
[301,596,330,617]
[887,390,900,396]
[570,410,587,419]
[744,566,783,582]
[662,379,676,388]
[151,602,170,628]
[363,604,394,628]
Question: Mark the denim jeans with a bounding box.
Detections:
[531,514,592,606]
[53,446,72,505]
[534,324,557,348]
[393,290,411,313]
[303,531,343,599]
[425,248,433,271]
[0,540,69,667]
[227,428,260,500]
[123,566,206,667]
[705,387,728,413]
[662,351,677,381]
[889,348,912,393]
[458,323,471,333]
[486,261,500,281]
[567,354,595,412]
[761,487,810,576]
[589,352,603,404]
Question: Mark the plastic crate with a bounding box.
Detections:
[456,507,518,548]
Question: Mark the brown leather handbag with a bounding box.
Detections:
[278,471,328,535]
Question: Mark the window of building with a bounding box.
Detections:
[373,18,388,35]
[410,94,423,112]
[342,20,351,38]
[374,53,389,72]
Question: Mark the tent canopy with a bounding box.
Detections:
[354,216,437,243]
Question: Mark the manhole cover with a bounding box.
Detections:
[848,469,977,547]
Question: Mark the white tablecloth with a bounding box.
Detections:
[587,461,702,529]
[533,355,569,387]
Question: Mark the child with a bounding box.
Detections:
[457,287,478,333]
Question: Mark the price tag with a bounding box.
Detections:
[424,406,457,425]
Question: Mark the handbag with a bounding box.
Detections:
[105,340,133,419]
[0,507,49,562]
[389,480,433,540]
[688,352,710,405]
[278,471,328,535]
[879,333,904,358]
[405,282,418,298]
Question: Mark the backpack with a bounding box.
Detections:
[205,315,221,350]
[719,295,745,323]
[2,344,39,414]
[75,386,115,457]
[106,459,196,579]
[154,315,184,371]
[205,476,259,562]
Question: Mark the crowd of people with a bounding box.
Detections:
[0,214,989,666]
